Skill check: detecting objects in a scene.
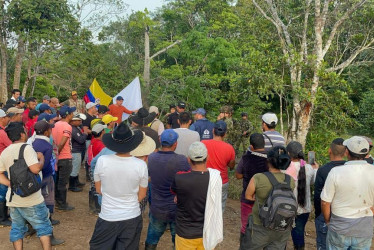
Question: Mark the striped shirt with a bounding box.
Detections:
[263,131,285,152]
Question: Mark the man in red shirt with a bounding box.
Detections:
[0,109,11,226]
[22,97,37,124]
[202,121,235,212]
[52,106,76,211]
[91,124,107,157]
[108,96,135,123]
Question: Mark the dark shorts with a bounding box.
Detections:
[90,215,142,250]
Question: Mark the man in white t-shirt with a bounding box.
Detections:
[321,136,374,249]
[0,122,52,249]
[90,122,147,250]
[174,112,200,157]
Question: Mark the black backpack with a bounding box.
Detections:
[258,172,297,231]
[9,144,41,202]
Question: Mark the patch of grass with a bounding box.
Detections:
[228,171,242,200]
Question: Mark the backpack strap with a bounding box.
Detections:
[263,133,273,147]
[18,144,28,160]
[263,171,280,187]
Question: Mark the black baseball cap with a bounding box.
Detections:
[177,102,186,108]
[34,120,54,134]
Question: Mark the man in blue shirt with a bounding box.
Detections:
[190,108,214,140]
[32,120,64,246]
[145,129,190,249]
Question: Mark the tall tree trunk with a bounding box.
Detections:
[0,37,7,103]
[142,26,150,107]
[22,55,32,97]
[13,38,25,90]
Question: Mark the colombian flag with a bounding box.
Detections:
[83,79,112,106]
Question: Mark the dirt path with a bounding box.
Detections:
[0,174,370,250]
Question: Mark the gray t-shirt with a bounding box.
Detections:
[174,128,200,157]
[263,131,285,152]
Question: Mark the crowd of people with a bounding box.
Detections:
[0,88,373,250]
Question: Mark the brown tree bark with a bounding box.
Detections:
[13,38,25,90]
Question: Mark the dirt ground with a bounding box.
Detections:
[0,173,372,250]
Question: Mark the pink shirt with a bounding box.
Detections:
[52,121,72,160]
[0,125,11,155]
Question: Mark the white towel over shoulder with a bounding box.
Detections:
[203,168,223,250]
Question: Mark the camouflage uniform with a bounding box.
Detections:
[234,116,253,154]
[62,98,85,114]
[219,106,237,145]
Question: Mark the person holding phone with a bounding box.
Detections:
[286,141,318,250]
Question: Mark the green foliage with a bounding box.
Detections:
[357,89,374,136]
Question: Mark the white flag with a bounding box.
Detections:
[113,77,143,121]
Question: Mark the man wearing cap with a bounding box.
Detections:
[217,105,235,145]
[82,102,98,181]
[7,107,24,123]
[167,102,186,129]
[36,95,51,112]
[234,112,253,155]
[52,106,76,210]
[32,120,64,246]
[190,108,214,140]
[202,121,235,212]
[174,112,200,157]
[314,138,346,250]
[149,106,165,136]
[91,123,107,158]
[17,96,26,109]
[69,113,88,192]
[171,142,223,250]
[62,91,85,114]
[38,113,57,123]
[145,129,191,249]
[0,122,52,249]
[22,97,37,124]
[262,112,285,152]
[101,114,118,133]
[89,123,148,249]
[321,136,374,249]
[108,96,134,123]
[0,109,11,227]
[131,107,161,149]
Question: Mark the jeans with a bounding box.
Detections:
[71,153,82,177]
[0,172,8,202]
[327,229,372,250]
[315,214,328,250]
[9,202,52,242]
[146,213,176,245]
[222,182,229,212]
[291,212,310,248]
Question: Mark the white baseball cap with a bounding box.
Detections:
[149,106,159,114]
[262,112,278,125]
[343,136,369,155]
[92,123,107,134]
[86,102,96,110]
[188,142,208,162]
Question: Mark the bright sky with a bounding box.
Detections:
[125,0,165,13]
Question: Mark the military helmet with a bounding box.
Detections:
[220,105,233,113]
